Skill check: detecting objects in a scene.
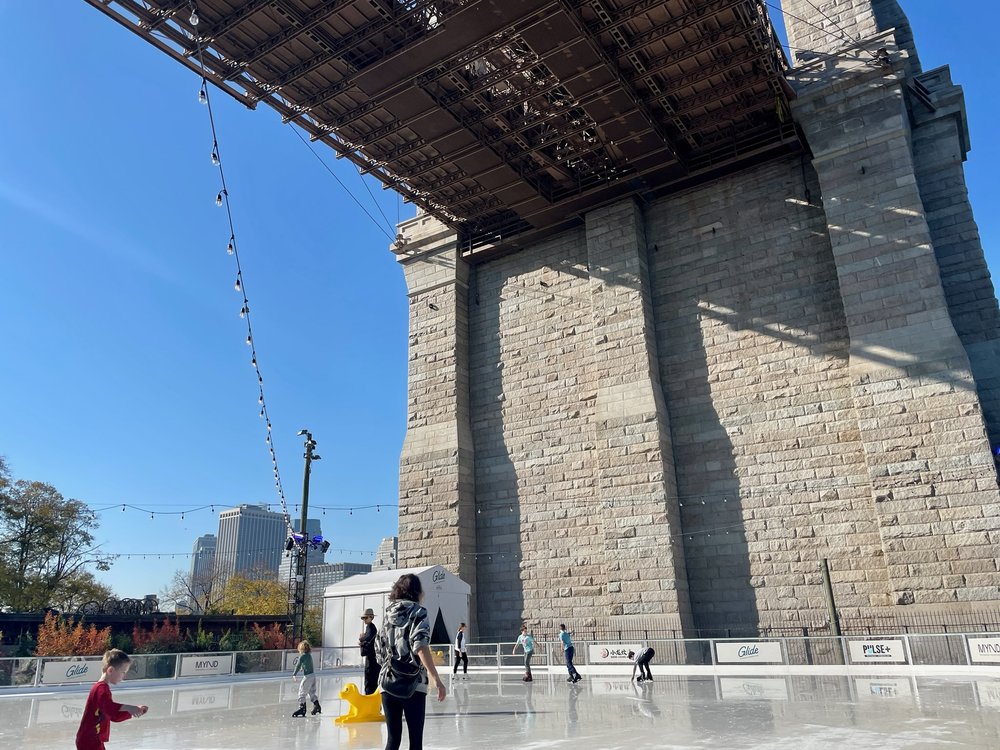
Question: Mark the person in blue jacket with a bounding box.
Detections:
[558,624,581,683]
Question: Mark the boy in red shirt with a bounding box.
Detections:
[75,649,148,750]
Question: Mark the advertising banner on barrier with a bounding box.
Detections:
[976,681,1000,709]
[855,677,914,699]
[284,649,325,671]
[715,641,784,664]
[719,677,790,701]
[178,654,233,677]
[41,658,104,685]
[968,637,1000,663]
[847,640,906,664]
[587,645,642,664]
[174,686,232,712]
[34,697,87,724]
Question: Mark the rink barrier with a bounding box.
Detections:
[3,632,1000,689]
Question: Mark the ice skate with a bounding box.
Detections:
[311,700,322,715]
[291,702,307,718]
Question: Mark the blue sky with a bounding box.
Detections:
[1,2,998,600]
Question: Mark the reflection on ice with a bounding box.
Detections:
[0,670,999,749]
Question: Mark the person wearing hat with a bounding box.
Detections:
[359,608,380,695]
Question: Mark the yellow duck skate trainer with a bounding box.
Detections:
[335,683,385,724]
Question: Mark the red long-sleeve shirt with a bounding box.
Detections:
[75,680,132,750]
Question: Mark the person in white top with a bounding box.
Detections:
[453,622,468,675]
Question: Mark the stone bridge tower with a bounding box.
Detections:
[396,0,1000,638]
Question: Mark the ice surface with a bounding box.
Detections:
[3,668,1000,749]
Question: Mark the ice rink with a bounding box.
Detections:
[3,668,1000,749]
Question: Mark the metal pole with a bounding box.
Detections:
[291,430,319,643]
[820,558,841,637]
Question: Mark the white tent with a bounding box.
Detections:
[322,565,471,666]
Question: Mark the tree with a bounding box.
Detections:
[219,574,288,615]
[50,571,114,613]
[0,470,113,612]
[159,568,226,614]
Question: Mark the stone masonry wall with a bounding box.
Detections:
[469,228,605,638]
[646,157,888,628]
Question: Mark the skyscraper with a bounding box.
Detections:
[215,504,288,591]
[186,534,217,614]
[372,536,398,571]
[190,534,216,579]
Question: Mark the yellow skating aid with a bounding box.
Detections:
[334,683,385,724]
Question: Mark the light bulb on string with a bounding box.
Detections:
[189,8,199,26]
[121,505,126,512]
[252,357,257,368]
[211,145,220,166]
[246,334,253,346]
[228,239,235,255]
[235,277,242,292]
[198,85,207,104]
[240,305,248,318]
[216,189,227,206]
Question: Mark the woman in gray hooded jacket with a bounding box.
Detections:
[376,573,446,750]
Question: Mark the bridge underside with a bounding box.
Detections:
[87,0,798,255]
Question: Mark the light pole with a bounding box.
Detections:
[291,429,320,643]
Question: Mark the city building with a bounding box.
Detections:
[372,536,398,572]
[214,504,287,591]
[190,534,216,580]
[309,562,372,604]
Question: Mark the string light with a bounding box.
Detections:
[227,238,235,255]
[215,189,226,206]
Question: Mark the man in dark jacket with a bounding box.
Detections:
[359,608,380,694]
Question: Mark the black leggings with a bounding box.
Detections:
[453,651,468,674]
[382,691,427,750]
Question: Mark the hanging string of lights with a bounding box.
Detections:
[89,502,397,518]
[103,543,378,561]
[186,0,294,538]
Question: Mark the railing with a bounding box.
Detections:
[4,632,1000,689]
[443,632,1000,673]
[0,646,360,689]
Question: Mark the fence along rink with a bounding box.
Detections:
[4,634,1000,688]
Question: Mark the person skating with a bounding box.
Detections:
[360,608,380,694]
[513,624,535,681]
[558,624,581,683]
[75,649,147,750]
[291,639,321,717]
[453,622,469,676]
[630,646,655,682]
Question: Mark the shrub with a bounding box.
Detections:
[35,612,111,656]
[132,617,184,654]
[185,623,216,652]
[251,622,291,650]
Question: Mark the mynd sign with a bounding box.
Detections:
[967,637,1000,664]
[179,654,233,677]
[715,641,784,664]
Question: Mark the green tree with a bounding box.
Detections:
[0,467,113,612]
[219,575,288,615]
[51,571,114,613]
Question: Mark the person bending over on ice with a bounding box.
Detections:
[630,646,655,682]
[75,649,147,750]
[291,640,321,717]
